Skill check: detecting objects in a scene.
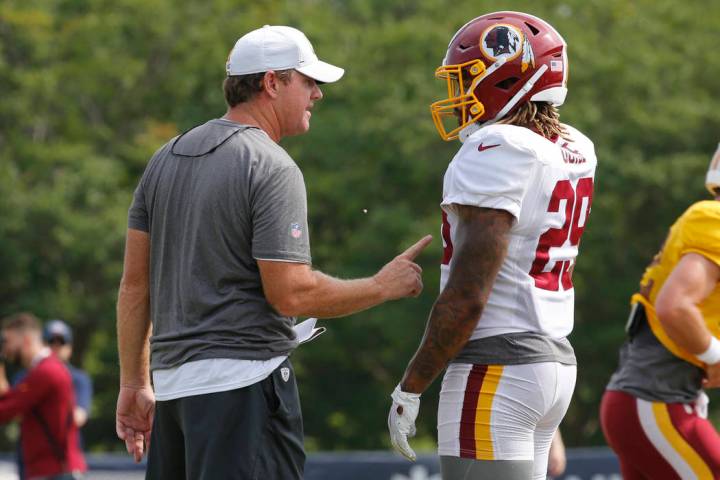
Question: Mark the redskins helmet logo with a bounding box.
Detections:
[481,24,522,60]
[480,24,536,72]
[480,23,535,72]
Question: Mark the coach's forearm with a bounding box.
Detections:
[275,271,386,318]
[261,236,429,319]
[117,281,152,387]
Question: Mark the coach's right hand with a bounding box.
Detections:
[116,384,155,463]
[374,235,432,300]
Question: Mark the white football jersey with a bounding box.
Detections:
[440,123,597,340]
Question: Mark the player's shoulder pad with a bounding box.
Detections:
[455,124,539,168]
[683,200,720,225]
[679,201,720,260]
[466,124,539,154]
[561,123,595,151]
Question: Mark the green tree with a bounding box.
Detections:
[0,0,719,453]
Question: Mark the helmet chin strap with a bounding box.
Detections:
[459,64,549,143]
[458,59,507,143]
[458,123,481,143]
[490,64,549,124]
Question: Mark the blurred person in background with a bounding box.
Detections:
[116,24,431,480]
[13,319,93,480]
[387,11,597,480]
[42,320,93,432]
[0,312,86,480]
[601,144,720,478]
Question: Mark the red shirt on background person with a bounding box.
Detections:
[0,312,86,479]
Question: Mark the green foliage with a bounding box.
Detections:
[1,0,720,453]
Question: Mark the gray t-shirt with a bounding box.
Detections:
[606,321,703,403]
[128,119,311,370]
[452,332,576,366]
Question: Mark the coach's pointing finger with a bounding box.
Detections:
[398,235,433,261]
[373,235,432,301]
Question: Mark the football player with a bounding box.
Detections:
[387,11,597,480]
[601,144,720,479]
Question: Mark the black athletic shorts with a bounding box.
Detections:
[146,359,305,480]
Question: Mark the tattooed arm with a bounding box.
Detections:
[399,205,513,394]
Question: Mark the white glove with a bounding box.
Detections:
[388,384,421,461]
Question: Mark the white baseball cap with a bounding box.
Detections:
[226,25,344,83]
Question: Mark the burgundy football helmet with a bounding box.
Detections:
[431,11,568,141]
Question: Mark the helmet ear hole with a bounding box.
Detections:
[495,77,520,91]
[524,22,540,35]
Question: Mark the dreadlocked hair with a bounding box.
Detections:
[496,101,568,140]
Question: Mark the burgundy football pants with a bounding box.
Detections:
[601,390,720,479]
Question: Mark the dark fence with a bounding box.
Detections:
[0,448,621,479]
[306,448,621,480]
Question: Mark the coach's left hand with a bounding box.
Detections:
[388,384,421,461]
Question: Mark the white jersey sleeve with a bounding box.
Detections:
[442,129,537,219]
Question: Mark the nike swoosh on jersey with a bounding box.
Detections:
[478,143,501,152]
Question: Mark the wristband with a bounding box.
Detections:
[391,385,421,404]
[697,336,720,365]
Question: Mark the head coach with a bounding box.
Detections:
[115,25,432,479]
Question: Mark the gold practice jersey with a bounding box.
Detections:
[637,200,720,365]
[607,201,720,401]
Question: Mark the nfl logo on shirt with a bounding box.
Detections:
[290,223,302,239]
[281,367,290,382]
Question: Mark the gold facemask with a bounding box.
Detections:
[430,59,487,141]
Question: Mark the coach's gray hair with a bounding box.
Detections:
[223,69,294,107]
